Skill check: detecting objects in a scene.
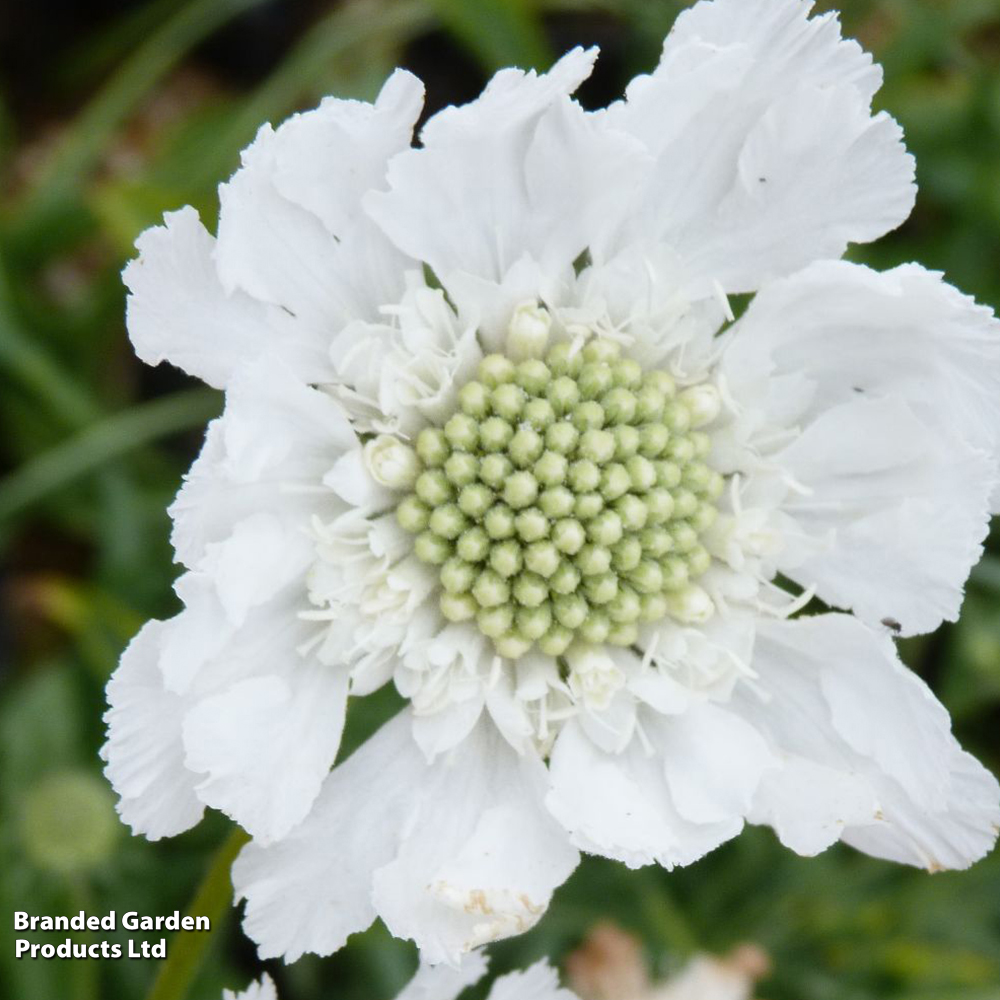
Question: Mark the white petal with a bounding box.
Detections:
[722,260,1000,632]
[235,713,424,962]
[488,961,577,1000]
[179,592,347,844]
[656,703,777,826]
[170,356,354,569]
[411,695,486,762]
[367,49,644,295]
[602,0,913,291]
[735,614,1000,870]
[371,721,579,965]
[100,621,204,840]
[124,208,309,389]
[215,74,420,335]
[546,718,741,869]
[397,953,489,1000]
[222,974,277,1000]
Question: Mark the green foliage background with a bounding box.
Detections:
[1,1,999,998]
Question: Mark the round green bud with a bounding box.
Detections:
[473,569,510,608]
[524,398,556,430]
[478,353,516,387]
[645,488,676,524]
[640,526,673,558]
[416,470,453,507]
[491,383,525,421]
[517,603,553,640]
[613,424,641,459]
[429,504,468,540]
[705,470,726,500]
[524,541,561,577]
[503,471,539,509]
[515,359,551,394]
[489,539,523,578]
[572,400,606,431]
[608,585,641,624]
[611,536,643,572]
[607,621,638,647]
[554,593,589,629]
[629,559,663,594]
[534,451,568,487]
[550,560,581,595]
[579,428,616,464]
[547,375,581,414]
[457,526,490,562]
[578,363,614,400]
[444,451,479,487]
[690,431,712,458]
[663,400,691,433]
[635,386,665,422]
[495,629,533,661]
[587,510,624,547]
[546,341,583,377]
[396,495,430,533]
[639,592,669,622]
[625,454,656,492]
[440,592,477,622]
[539,486,575,519]
[612,358,643,390]
[644,370,676,398]
[414,531,451,565]
[585,572,619,605]
[579,611,611,644]
[600,463,631,501]
[513,572,548,608]
[576,544,612,576]
[574,491,604,521]
[582,339,621,364]
[545,420,579,454]
[538,624,574,656]
[568,459,601,493]
[614,494,648,531]
[673,489,699,520]
[416,427,450,467]
[444,412,479,451]
[480,453,513,487]
[458,483,494,519]
[480,415,514,452]
[682,461,713,493]
[458,380,490,418]
[667,436,696,464]
[601,387,636,425]
[441,557,477,593]
[484,504,516,540]
[670,520,699,553]
[687,544,712,578]
[509,427,544,467]
[638,423,670,458]
[691,502,718,533]
[659,556,689,591]
[552,518,586,555]
[515,507,549,543]
[478,605,514,638]
[654,460,682,489]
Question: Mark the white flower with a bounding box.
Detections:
[223,955,574,1000]
[104,0,1000,970]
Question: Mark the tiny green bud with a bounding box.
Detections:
[582,339,621,364]
[654,460,682,489]
[643,370,676,397]
[599,462,631,501]
[552,518,586,555]
[547,375,581,414]
[612,358,642,390]
[507,302,552,361]
[457,526,490,562]
[489,540,523,578]
[607,621,638,646]
[679,384,722,427]
[458,380,490,418]
[515,507,549,543]
[608,585,641,624]
[396,495,430,533]
[524,398,556,430]
[659,556,689,591]
[690,431,712,458]
[568,459,601,493]
[645,488,675,524]
[515,358,551,394]
[513,572,548,608]
[578,428,616,464]
[503,471,539,509]
[640,526,673,558]
[441,557,477,593]
[554,593,589,629]
[546,341,583,377]
[517,603,552,640]
[440,592,477,622]
[444,451,479,487]
[579,611,610,644]
[625,454,656,492]
[635,386,665,422]
[473,569,510,608]
[639,592,669,622]
[663,400,691,433]
[509,427,544,467]
[429,503,468,540]
[666,436,696,464]
[484,504,516,540]
[585,573,618,605]
[691,502,718,533]
[458,483,494,519]
[478,605,514,638]
[673,489,699,520]
[479,416,514,452]
[524,541,561,577]
[414,531,451,565]
[545,420,579,454]
[550,561,581,595]
[614,494,648,531]
[538,625,574,656]
[534,450,568,486]
[686,544,712,578]
[444,412,479,451]
[601,387,637,425]
[665,584,714,624]
[495,632,533,659]
[574,492,604,521]
[613,424,641,459]
[478,353,516,387]
[576,544,612,576]
[491,383,525,421]
[670,520,699,552]
[539,486,575,519]
[587,510,624,547]
[629,559,664,594]
[572,400,606,431]
[479,453,513,487]
[611,536,643,572]
[416,427,450,467]
[578,363,614,400]
[638,423,670,458]
[415,469,453,506]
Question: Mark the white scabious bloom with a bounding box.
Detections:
[223,955,573,1000]
[104,0,1000,968]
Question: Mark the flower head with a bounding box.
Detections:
[105,0,1000,969]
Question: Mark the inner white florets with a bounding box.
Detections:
[385,304,726,660]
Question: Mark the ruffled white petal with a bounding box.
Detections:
[546,717,746,869]
[367,48,647,319]
[601,0,914,292]
[235,715,578,965]
[101,621,204,840]
[396,953,489,1000]
[215,72,422,339]
[721,260,1000,633]
[123,208,308,389]
[222,975,277,1000]
[735,614,1000,869]
[487,961,577,1000]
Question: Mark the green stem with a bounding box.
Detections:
[145,827,250,1000]
[0,387,219,521]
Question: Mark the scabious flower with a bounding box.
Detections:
[104,0,1000,968]
[224,955,573,1000]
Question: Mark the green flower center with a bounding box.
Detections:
[395,337,724,659]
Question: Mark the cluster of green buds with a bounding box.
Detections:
[395,332,725,660]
